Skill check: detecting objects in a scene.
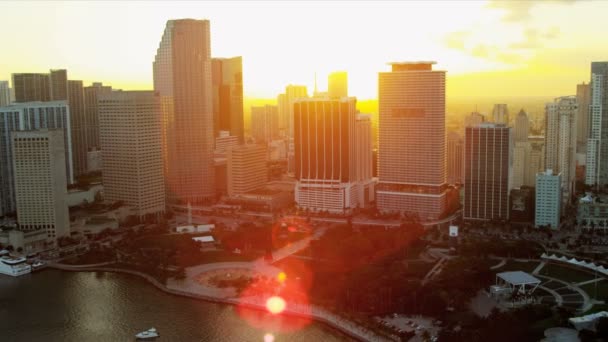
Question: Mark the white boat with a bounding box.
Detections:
[135,327,159,340]
[32,261,45,271]
[0,255,32,277]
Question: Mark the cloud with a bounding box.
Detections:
[487,0,580,23]
[509,27,560,49]
[443,31,470,50]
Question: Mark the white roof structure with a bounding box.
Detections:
[192,236,214,243]
[497,271,541,285]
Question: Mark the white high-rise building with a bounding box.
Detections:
[535,169,562,229]
[586,62,608,188]
[227,144,267,197]
[0,81,10,107]
[154,19,215,205]
[98,91,165,220]
[12,129,69,242]
[545,96,577,203]
[294,98,374,213]
[514,109,530,143]
[377,62,448,221]
[0,101,73,216]
[492,104,509,125]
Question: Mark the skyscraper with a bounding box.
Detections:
[464,111,485,128]
[98,91,166,220]
[545,96,577,203]
[212,56,244,143]
[586,62,608,188]
[535,170,562,229]
[227,144,267,197]
[512,142,530,188]
[0,101,73,216]
[12,129,69,241]
[49,69,68,101]
[67,80,87,176]
[464,123,512,221]
[12,73,50,102]
[0,81,10,107]
[251,105,279,143]
[492,104,509,125]
[514,109,530,142]
[328,71,348,98]
[376,62,447,221]
[277,85,308,137]
[447,131,463,185]
[84,82,112,151]
[577,82,591,149]
[294,98,374,213]
[153,19,215,205]
[525,136,545,187]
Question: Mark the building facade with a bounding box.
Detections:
[98,91,166,219]
[0,81,10,107]
[12,73,51,102]
[328,71,348,98]
[545,96,577,203]
[577,82,591,150]
[514,109,530,143]
[12,129,69,242]
[227,144,267,197]
[0,101,73,216]
[464,123,512,221]
[277,85,308,138]
[447,131,463,185]
[251,105,279,143]
[294,97,374,213]
[212,56,244,143]
[535,170,562,229]
[84,82,112,152]
[67,80,87,176]
[376,62,448,221]
[153,19,215,205]
[586,62,608,188]
[492,104,509,125]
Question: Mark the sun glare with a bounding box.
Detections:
[265,296,286,314]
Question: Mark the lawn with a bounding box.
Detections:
[538,263,597,284]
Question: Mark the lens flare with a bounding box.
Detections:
[264,333,275,342]
[277,272,287,283]
[266,296,287,314]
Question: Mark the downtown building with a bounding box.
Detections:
[545,96,577,204]
[514,109,530,143]
[212,56,244,143]
[0,80,11,107]
[227,144,268,197]
[447,131,464,185]
[12,129,69,242]
[83,82,112,154]
[98,91,165,220]
[153,19,215,205]
[251,105,279,143]
[278,85,308,138]
[328,71,348,98]
[0,101,73,216]
[464,123,512,221]
[376,62,448,221]
[492,104,509,125]
[586,62,608,188]
[535,170,562,229]
[294,97,374,214]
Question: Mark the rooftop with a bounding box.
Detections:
[497,271,541,285]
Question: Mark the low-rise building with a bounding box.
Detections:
[577,194,608,229]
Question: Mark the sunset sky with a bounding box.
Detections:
[1,0,606,99]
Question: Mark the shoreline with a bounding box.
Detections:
[48,263,392,342]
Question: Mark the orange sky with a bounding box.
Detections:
[0,0,606,99]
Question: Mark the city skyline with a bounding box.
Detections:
[1,1,607,99]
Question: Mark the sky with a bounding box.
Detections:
[0,0,607,99]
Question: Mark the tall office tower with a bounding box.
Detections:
[492,104,509,125]
[514,109,530,142]
[447,131,464,185]
[535,169,562,229]
[227,144,267,197]
[512,142,530,188]
[525,136,545,187]
[586,62,608,188]
[67,80,87,176]
[464,123,512,221]
[0,81,10,106]
[12,73,50,102]
[154,19,215,205]
[294,97,374,213]
[328,71,348,98]
[464,111,485,128]
[49,69,68,101]
[0,101,73,216]
[545,96,577,203]
[251,105,279,143]
[377,62,447,221]
[577,82,591,149]
[215,131,239,154]
[84,82,112,151]
[98,91,165,219]
[12,129,69,241]
[212,57,244,143]
[277,85,308,137]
